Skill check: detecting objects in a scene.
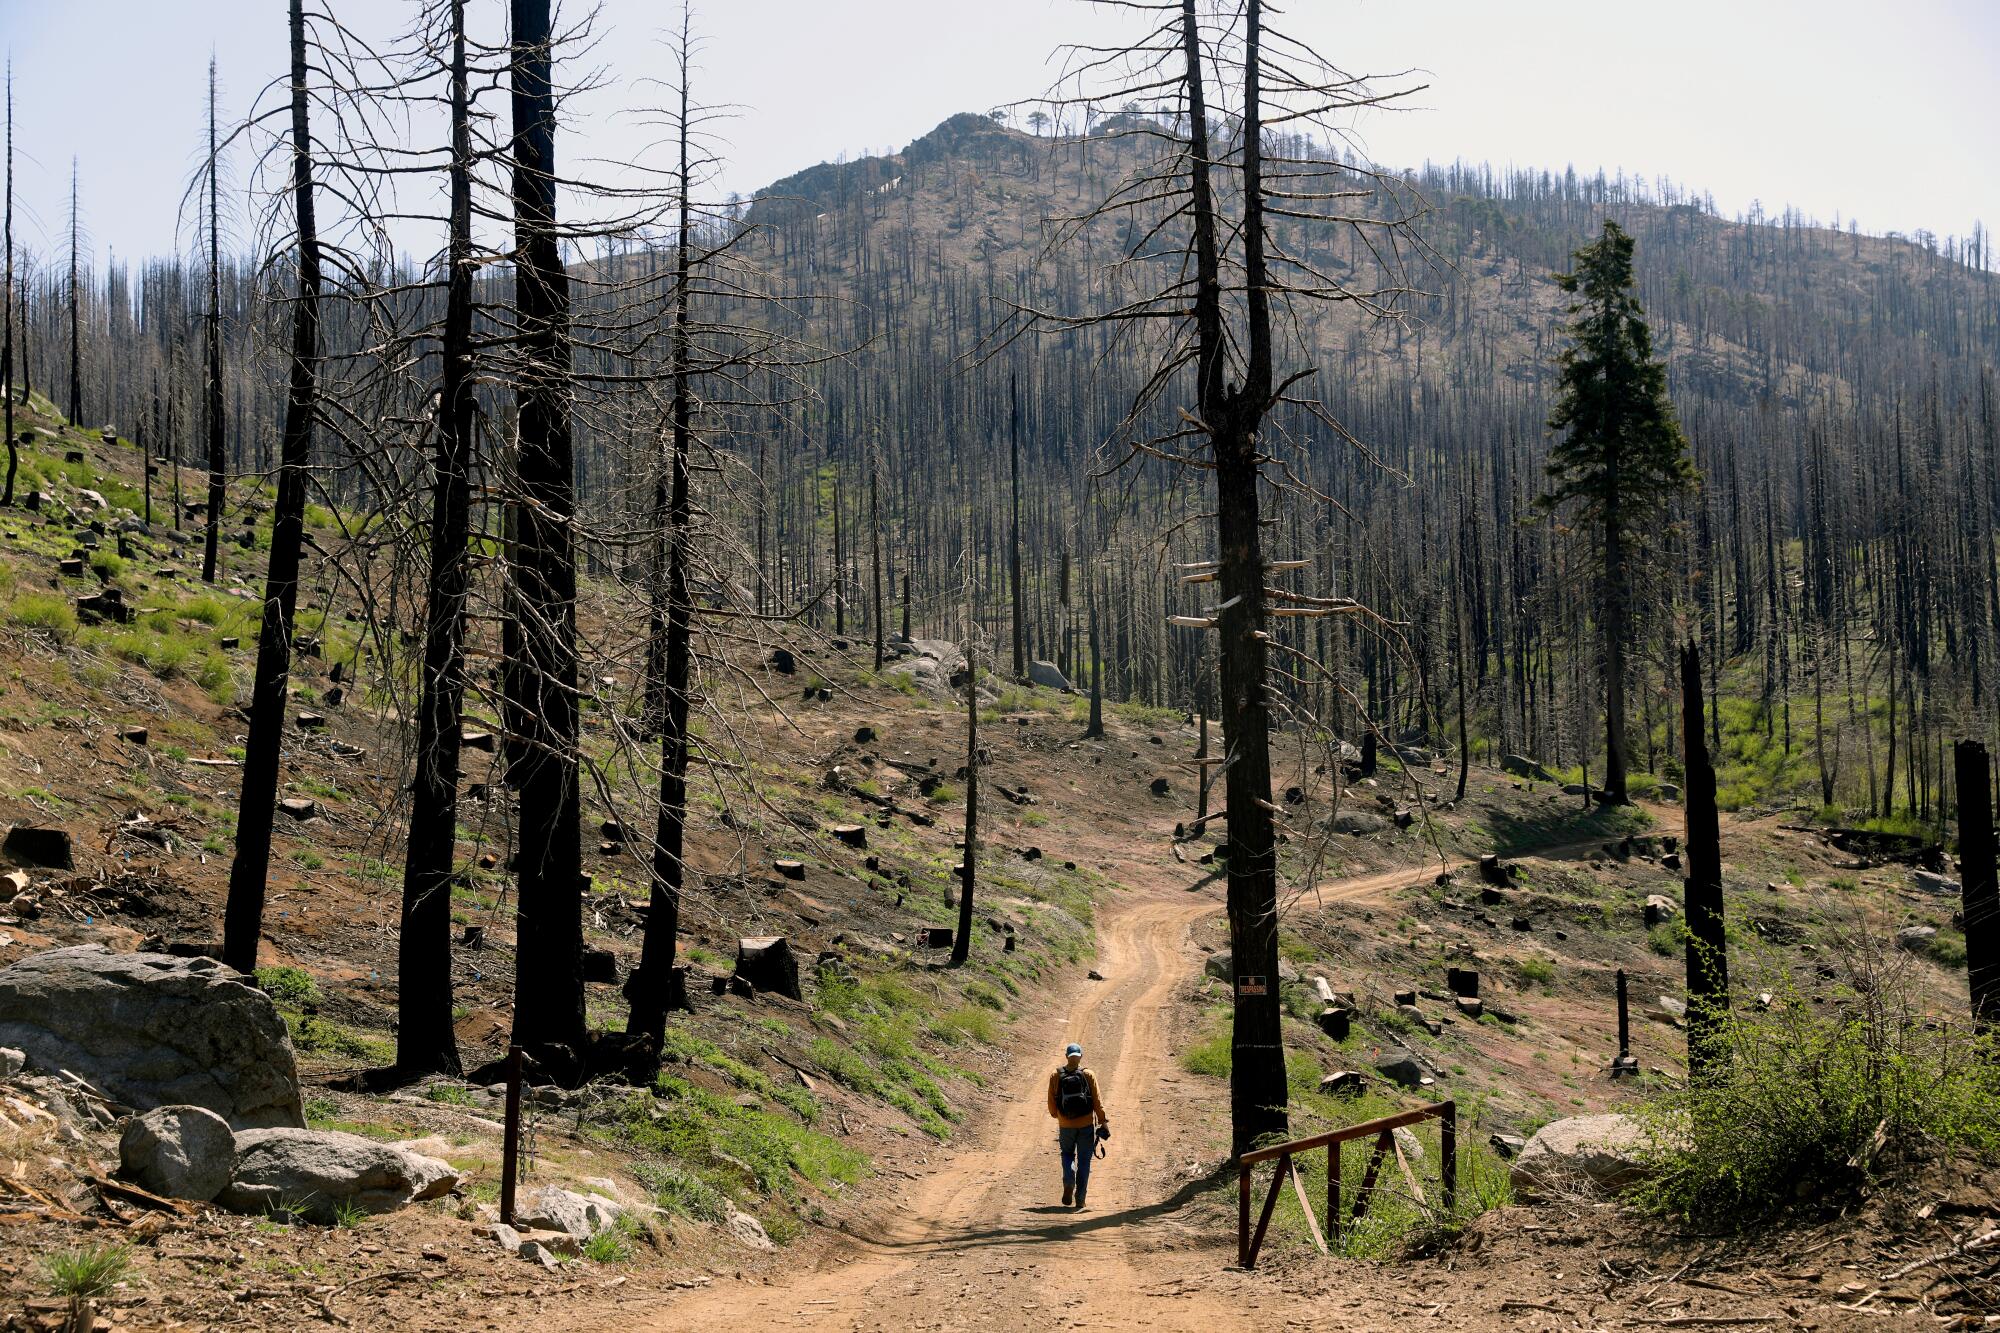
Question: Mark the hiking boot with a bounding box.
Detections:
[1074,1184,1088,1210]
[1062,1184,1073,1207]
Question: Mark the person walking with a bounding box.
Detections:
[1047,1042,1109,1209]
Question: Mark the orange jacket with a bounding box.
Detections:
[1047,1065,1107,1129]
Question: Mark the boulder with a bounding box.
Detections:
[219,1128,459,1222]
[1201,950,1297,985]
[1374,1052,1430,1088]
[1026,660,1070,691]
[1914,871,1961,896]
[1509,1114,1651,1198]
[1331,810,1387,836]
[1644,894,1678,926]
[727,1204,773,1250]
[0,947,303,1128]
[119,1105,236,1202]
[1500,754,1560,783]
[1896,925,1939,952]
[513,1184,623,1240]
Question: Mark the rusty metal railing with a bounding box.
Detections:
[1236,1100,1456,1269]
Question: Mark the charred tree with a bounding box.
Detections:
[202,63,226,583]
[1680,641,1728,1083]
[396,0,477,1077]
[627,29,699,1050]
[1956,740,1999,1031]
[222,0,323,978]
[505,0,587,1067]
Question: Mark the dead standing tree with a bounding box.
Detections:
[505,0,587,1069]
[397,0,485,1077]
[1679,640,1728,1082]
[1026,0,1423,1154]
[221,0,334,976]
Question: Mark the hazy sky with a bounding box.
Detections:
[3,0,1995,267]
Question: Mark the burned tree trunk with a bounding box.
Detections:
[66,162,80,426]
[506,0,586,1066]
[1188,0,1287,1154]
[202,65,225,584]
[3,64,13,506]
[627,44,697,1050]
[1679,641,1728,1083]
[1955,739,1999,1031]
[223,0,322,978]
[870,439,885,672]
[396,0,476,1077]
[951,639,978,967]
[1009,372,1026,679]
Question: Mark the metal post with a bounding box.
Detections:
[499,1045,523,1224]
[1440,1099,1457,1218]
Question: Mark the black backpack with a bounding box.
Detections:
[1057,1067,1093,1119]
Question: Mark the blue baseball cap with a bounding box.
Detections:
[1065,1043,1083,1056]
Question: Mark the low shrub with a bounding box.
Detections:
[1635,926,2000,1224]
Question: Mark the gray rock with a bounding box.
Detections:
[219,1128,459,1222]
[1914,871,1961,896]
[1897,925,1940,951]
[1510,1113,1651,1198]
[1501,754,1560,783]
[120,1104,237,1201]
[1201,950,1297,985]
[1330,810,1387,836]
[1374,1052,1430,1088]
[1026,659,1070,691]
[0,1046,23,1077]
[726,1205,773,1250]
[0,946,303,1128]
[1644,894,1678,926]
[513,1185,623,1241]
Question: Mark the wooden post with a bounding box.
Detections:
[1956,740,1999,1030]
[1327,1139,1340,1241]
[1236,1160,1251,1268]
[499,1045,523,1224]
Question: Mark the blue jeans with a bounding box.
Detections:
[1059,1125,1096,1192]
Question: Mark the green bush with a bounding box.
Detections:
[7,592,77,639]
[256,965,320,1007]
[1635,936,2000,1224]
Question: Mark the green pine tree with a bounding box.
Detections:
[1541,220,1695,805]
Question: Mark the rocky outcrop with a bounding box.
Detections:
[0,946,304,1128]
[119,1105,237,1202]
[513,1184,624,1241]
[218,1128,458,1222]
[1509,1113,1651,1198]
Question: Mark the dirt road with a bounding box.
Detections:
[606,823,1670,1331]
[622,876,1247,1331]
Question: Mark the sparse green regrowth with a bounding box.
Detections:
[40,1244,130,1301]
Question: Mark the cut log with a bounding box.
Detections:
[735,937,802,1002]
